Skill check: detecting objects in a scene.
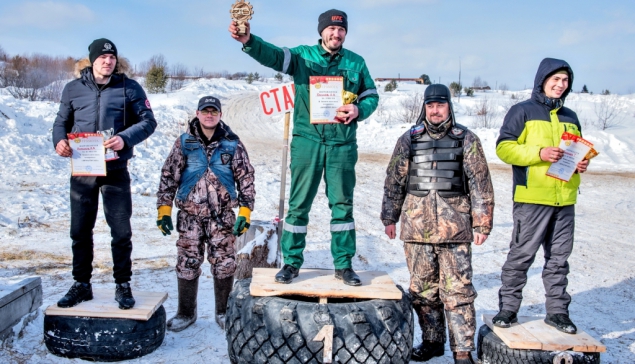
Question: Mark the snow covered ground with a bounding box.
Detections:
[1,79,634,363]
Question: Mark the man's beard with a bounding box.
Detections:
[322,36,343,52]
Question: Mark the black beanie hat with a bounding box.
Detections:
[88,38,118,64]
[317,9,348,35]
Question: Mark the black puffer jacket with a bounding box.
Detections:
[53,67,157,169]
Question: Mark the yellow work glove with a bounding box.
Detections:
[157,206,173,236]
[232,206,251,236]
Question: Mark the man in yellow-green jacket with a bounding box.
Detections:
[493,58,589,334]
[229,9,378,286]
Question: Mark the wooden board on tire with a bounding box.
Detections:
[250,268,402,299]
[482,314,606,352]
[45,289,167,320]
[477,324,601,364]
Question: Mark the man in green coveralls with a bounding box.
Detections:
[229,9,378,285]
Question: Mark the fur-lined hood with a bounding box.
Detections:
[73,56,132,79]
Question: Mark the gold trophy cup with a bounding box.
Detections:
[337,90,358,120]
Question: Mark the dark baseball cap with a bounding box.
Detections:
[424,84,451,104]
[197,96,221,112]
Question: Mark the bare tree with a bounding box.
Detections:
[499,83,509,95]
[472,98,498,128]
[0,44,7,61]
[0,53,72,101]
[138,54,168,77]
[169,63,188,91]
[397,92,423,124]
[472,76,488,88]
[192,67,212,78]
[594,95,623,130]
[372,97,393,125]
[502,93,529,115]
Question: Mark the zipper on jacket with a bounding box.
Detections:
[96,91,101,132]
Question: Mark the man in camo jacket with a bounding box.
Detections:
[156,96,255,331]
[381,84,494,364]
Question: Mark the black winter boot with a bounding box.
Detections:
[57,282,93,308]
[214,276,234,330]
[545,313,577,334]
[453,351,475,364]
[167,278,199,332]
[275,264,299,284]
[115,282,135,309]
[410,341,445,362]
[492,309,517,328]
[334,268,362,286]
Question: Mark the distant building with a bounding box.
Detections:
[375,78,424,84]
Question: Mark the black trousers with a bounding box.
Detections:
[70,168,133,284]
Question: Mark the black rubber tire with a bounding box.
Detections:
[477,324,601,364]
[226,278,414,364]
[44,305,166,362]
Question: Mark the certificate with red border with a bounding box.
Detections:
[546,132,593,182]
[309,76,343,124]
[67,133,107,176]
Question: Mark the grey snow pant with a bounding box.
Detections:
[498,202,575,315]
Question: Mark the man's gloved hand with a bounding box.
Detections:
[157,205,174,236]
[233,206,251,236]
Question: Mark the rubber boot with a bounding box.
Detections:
[214,276,234,330]
[411,299,446,361]
[167,277,198,332]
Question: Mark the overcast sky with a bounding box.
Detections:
[1,0,633,94]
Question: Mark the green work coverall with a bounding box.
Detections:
[243,35,378,269]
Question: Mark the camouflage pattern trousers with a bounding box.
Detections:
[175,210,237,281]
[404,242,477,352]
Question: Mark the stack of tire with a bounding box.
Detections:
[226,278,414,364]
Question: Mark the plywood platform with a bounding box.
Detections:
[483,314,606,352]
[45,290,168,321]
[250,268,402,300]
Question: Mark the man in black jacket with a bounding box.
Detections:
[52,38,157,309]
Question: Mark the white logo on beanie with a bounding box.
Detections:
[103,43,112,51]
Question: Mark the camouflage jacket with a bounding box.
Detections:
[381,127,494,243]
[157,119,255,226]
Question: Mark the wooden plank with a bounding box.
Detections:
[517,316,606,353]
[482,315,606,353]
[313,325,334,363]
[45,289,168,321]
[483,314,542,350]
[0,277,42,308]
[0,283,42,334]
[250,268,402,300]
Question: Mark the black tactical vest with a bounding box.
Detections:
[408,123,468,197]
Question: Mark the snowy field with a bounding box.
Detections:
[1,79,634,363]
